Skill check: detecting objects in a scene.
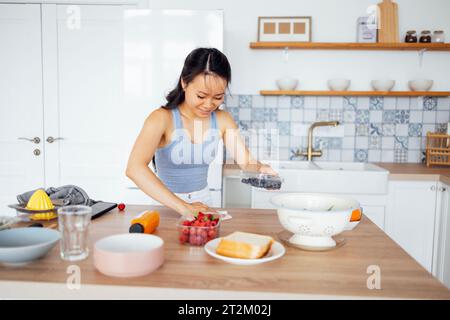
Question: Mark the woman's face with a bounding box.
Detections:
[182,74,227,118]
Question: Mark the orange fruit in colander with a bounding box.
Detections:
[350,208,362,222]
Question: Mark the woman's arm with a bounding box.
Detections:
[125,109,213,216]
[219,111,277,175]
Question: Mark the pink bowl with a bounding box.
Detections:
[94,234,164,278]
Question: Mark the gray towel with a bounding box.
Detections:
[17,185,96,206]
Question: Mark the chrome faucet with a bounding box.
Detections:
[296,121,340,161]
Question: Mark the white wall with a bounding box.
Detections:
[3,0,447,92]
[141,0,450,94]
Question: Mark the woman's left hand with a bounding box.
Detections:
[258,163,278,176]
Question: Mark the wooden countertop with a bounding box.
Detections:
[1,206,449,299]
[223,163,450,184]
[376,163,450,184]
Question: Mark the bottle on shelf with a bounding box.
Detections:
[432,30,445,43]
[405,30,418,43]
[419,30,432,43]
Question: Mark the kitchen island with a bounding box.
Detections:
[1,206,449,300]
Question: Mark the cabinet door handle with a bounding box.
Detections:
[431,185,436,191]
[46,136,64,143]
[18,137,40,144]
[439,187,447,192]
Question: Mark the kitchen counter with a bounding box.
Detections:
[376,163,450,184]
[223,163,450,184]
[1,206,449,299]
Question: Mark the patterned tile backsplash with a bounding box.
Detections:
[223,95,450,163]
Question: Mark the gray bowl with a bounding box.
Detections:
[0,228,61,265]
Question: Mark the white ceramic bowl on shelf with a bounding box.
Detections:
[327,79,351,91]
[276,77,298,90]
[371,80,395,91]
[408,79,434,91]
[270,193,360,249]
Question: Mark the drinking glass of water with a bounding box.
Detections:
[58,205,92,261]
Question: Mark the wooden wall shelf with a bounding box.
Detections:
[260,90,450,97]
[250,42,450,51]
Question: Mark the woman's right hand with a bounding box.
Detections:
[181,202,217,220]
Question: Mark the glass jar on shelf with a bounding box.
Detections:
[432,30,445,43]
[419,30,432,43]
[405,30,417,43]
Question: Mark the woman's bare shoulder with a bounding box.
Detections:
[144,107,171,126]
[215,109,237,129]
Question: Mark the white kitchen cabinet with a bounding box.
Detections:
[0,4,45,215]
[355,200,386,230]
[251,188,277,209]
[434,182,450,289]
[44,4,131,203]
[0,3,133,215]
[385,180,439,273]
[223,176,252,208]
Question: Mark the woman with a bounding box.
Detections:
[126,48,277,218]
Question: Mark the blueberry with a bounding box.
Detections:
[242,175,282,189]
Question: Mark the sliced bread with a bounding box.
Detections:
[216,231,274,259]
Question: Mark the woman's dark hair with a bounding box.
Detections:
[152,48,231,171]
[163,47,231,109]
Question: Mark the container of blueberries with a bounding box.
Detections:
[240,171,283,190]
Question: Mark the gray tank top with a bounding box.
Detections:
[155,107,221,193]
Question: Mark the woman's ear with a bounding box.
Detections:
[181,79,186,91]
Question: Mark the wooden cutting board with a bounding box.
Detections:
[377,0,399,43]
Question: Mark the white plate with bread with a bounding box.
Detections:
[204,231,285,265]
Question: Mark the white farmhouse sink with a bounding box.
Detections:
[275,161,319,170]
[315,161,385,172]
[267,161,388,194]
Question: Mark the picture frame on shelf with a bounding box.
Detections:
[257,16,312,42]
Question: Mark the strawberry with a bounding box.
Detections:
[179,234,187,244]
[208,229,216,238]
